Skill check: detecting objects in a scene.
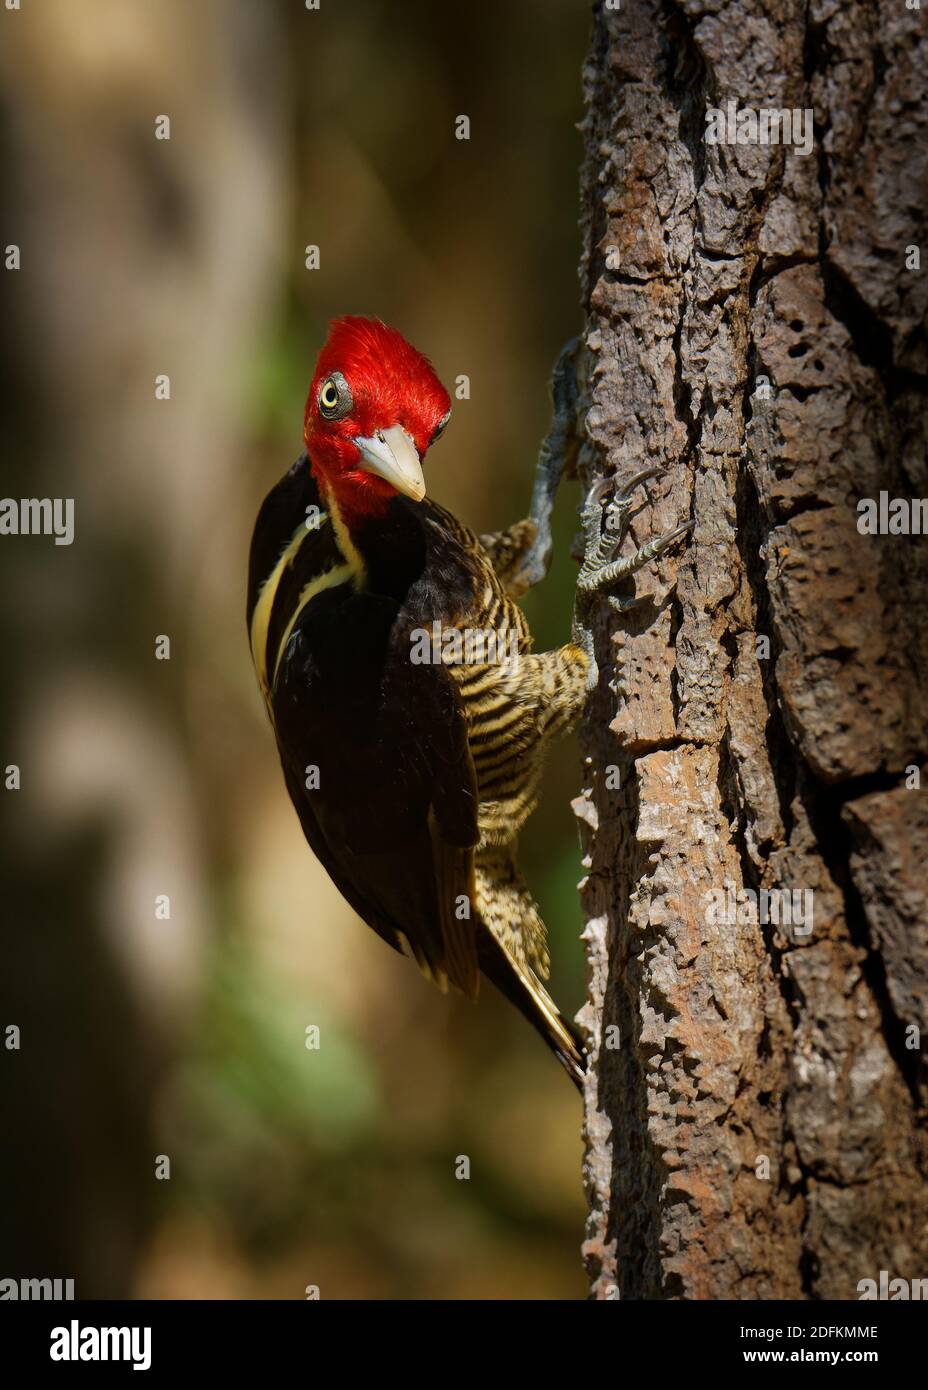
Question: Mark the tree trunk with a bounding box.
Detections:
[575,0,928,1300]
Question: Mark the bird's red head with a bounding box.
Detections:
[303,317,452,519]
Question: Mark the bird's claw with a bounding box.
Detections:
[576,467,692,602]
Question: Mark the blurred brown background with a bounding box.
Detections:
[0,0,591,1298]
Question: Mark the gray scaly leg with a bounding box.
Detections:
[509,338,581,593]
[573,468,692,686]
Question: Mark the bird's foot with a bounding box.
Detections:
[572,469,692,677]
[577,469,692,607]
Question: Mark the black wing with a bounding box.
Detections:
[271,580,482,997]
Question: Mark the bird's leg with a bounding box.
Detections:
[572,469,693,686]
[499,338,581,595]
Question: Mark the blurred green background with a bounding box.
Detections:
[0,0,591,1299]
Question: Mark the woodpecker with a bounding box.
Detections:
[247,317,690,1088]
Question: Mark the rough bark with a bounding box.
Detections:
[575,0,928,1299]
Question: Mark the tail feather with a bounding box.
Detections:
[477,931,585,1090]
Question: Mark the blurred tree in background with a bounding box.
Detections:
[0,0,590,1298]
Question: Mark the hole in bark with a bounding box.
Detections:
[802,18,832,84]
[799,1245,821,1297]
[782,383,818,402]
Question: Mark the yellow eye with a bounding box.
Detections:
[317,371,352,419]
